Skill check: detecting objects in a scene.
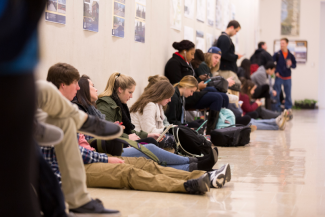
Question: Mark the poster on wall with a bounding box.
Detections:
[45,0,66,24]
[184,0,195,19]
[274,40,307,63]
[196,30,205,52]
[206,33,214,51]
[215,0,223,30]
[135,0,146,43]
[112,0,125,38]
[170,0,182,30]
[206,0,214,27]
[230,3,236,20]
[222,0,230,30]
[184,26,194,42]
[281,0,300,36]
[197,0,206,23]
[83,0,99,32]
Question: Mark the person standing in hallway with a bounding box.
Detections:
[273,38,296,120]
[214,20,243,85]
[250,41,274,72]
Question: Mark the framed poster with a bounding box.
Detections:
[112,0,125,38]
[273,40,307,64]
[45,0,66,24]
[83,0,99,32]
[135,0,146,43]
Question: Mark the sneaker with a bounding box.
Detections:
[209,163,231,188]
[227,94,239,104]
[34,121,64,146]
[78,115,123,140]
[287,109,293,121]
[69,199,120,216]
[184,173,210,195]
[276,110,288,130]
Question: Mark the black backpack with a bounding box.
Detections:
[210,124,251,147]
[207,76,228,93]
[172,125,212,157]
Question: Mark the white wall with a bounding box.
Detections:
[36,0,259,104]
[259,0,321,104]
[319,2,325,108]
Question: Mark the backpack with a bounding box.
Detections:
[207,76,229,93]
[216,108,236,129]
[213,32,232,48]
[172,125,212,157]
[210,124,251,147]
[228,83,241,91]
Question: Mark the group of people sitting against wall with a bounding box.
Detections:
[34,20,296,216]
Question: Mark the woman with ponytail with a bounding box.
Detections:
[96,72,161,142]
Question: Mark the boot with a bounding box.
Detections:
[206,110,220,135]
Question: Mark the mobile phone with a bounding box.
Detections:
[204,79,211,84]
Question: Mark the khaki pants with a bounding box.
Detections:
[85,157,206,193]
[213,70,241,85]
[36,80,91,209]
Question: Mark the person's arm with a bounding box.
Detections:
[241,94,259,113]
[138,103,164,134]
[165,95,183,125]
[134,130,148,139]
[165,60,183,84]
[218,36,238,62]
[264,52,274,65]
[79,146,108,164]
[96,101,116,122]
[291,54,297,69]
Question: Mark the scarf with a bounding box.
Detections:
[87,104,106,120]
[111,93,135,134]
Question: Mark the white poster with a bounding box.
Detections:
[215,0,222,30]
[196,30,205,52]
[230,3,236,20]
[184,0,195,19]
[184,26,194,42]
[206,0,214,26]
[197,0,206,22]
[222,0,230,30]
[206,33,214,52]
[134,0,146,43]
[170,0,182,30]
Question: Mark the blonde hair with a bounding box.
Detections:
[130,80,175,114]
[205,53,220,71]
[98,72,136,98]
[144,75,170,91]
[174,75,198,89]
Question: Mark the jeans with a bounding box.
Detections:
[204,86,229,108]
[250,119,279,130]
[121,144,190,171]
[246,106,279,119]
[195,92,224,112]
[274,78,292,111]
[235,115,251,125]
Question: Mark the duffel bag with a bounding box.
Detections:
[210,124,251,147]
[207,76,228,93]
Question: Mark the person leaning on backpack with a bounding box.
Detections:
[214,20,244,85]
[273,38,296,120]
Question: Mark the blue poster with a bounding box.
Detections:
[45,0,66,24]
[83,0,99,32]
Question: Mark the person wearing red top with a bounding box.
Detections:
[239,78,280,119]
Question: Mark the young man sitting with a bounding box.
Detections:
[37,63,123,216]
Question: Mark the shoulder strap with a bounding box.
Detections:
[172,128,203,157]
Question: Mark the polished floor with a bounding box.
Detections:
[89,110,325,217]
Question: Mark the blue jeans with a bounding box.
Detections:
[121,144,190,171]
[195,91,224,112]
[250,119,279,130]
[273,78,292,111]
[204,86,229,108]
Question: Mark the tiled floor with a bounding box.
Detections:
[88,110,325,217]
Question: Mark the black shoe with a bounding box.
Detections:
[206,110,219,135]
[197,147,218,171]
[78,116,123,140]
[184,173,210,195]
[209,163,231,188]
[69,199,120,216]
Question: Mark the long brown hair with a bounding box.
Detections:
[240,77,255,98]
[76,75,94,107]
[144,75,170,91]
[130,81,175,114]
[98,72,136,98]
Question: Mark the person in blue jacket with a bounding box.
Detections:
[273,38,296,120]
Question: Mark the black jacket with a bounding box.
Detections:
[250,48,273,67]
[165,87,185,125]
[215,32,238,73]
[71,97,88,113]
[164,53,207,110]
[165,53,195,85]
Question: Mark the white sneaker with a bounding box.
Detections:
[208,163,231,188]
[275,109,288,130]
[227,94,239,104]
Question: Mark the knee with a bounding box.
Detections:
[143,143,157,151]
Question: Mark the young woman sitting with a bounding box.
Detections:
[73,75,220,172]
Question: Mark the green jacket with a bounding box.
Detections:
[96,96,148,139]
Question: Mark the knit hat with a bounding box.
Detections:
[207,47,222,55]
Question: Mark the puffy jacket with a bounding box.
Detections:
[250,48,273,67]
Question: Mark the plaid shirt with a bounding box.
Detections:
[41,146,108,185]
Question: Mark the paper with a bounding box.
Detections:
[196,30,205,52]
[206,33,214,52]
[184,26,194,42]
[206,0,214,26]
[197,0,206,22]
[215,0,223,30]
[184,0,195,19]
[83,0,99,32]
[170,0,182,30]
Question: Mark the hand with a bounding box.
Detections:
[129,133,140,141]
[237,54,244,59]
[227,77,235,87]
[255,100,262,107]
[275,73,280,77]
[114,121,125,129]
[272,90,277,97]
[148,133,165,142]
[198,81,207,90]
[286,59,292,67]
[199,74,209,81]
[108,157,125,164]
